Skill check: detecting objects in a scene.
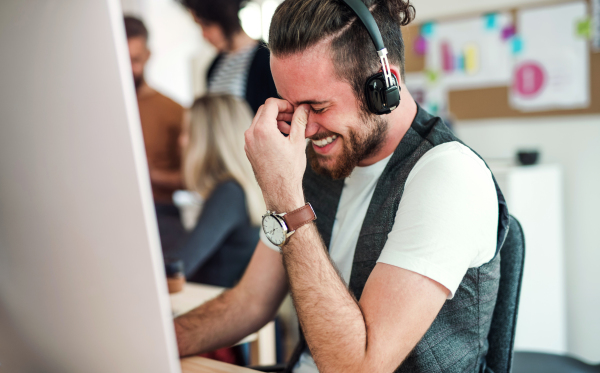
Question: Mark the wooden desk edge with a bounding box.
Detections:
[181,356,260,373]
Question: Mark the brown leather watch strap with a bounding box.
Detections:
[283,203,317,232]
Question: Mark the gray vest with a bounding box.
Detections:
[293,106,510,373]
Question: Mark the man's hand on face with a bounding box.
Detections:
[244,98,309,213]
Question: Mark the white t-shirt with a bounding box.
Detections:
[260,141,499,373]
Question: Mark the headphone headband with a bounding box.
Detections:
[342,0,385,51]
[342,0,395,89]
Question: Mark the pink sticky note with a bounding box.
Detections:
[502,25,516,41]
[414,36,427,55]
[441,41,454,72]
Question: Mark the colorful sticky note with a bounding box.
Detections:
[429,103,439,115]
[441,41,454,72]
[511,36,523,55]
[502,25,516,41]
[421,22,435,38]
[575,17,592,39]
[425,69,440,84]
[414,35,428,56]
[464,43,480,75]
[456,55,465,72]
[484,13,498,30]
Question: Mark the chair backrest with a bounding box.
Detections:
[486,215,526,373]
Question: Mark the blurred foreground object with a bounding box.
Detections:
[0,1,181,371]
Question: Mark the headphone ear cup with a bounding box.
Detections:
[364,73,400,115]
[365,73,387,114]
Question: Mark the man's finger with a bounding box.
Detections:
[261,98,295,122]
[249,105,265,131]
[289,104,309,142]
[277,121,291,135]
[276,112,293,122]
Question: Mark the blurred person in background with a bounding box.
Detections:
[125,16,186,252]
[180,0,278,113]
[168,94,264,288]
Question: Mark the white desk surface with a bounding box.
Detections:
[170,282,227,318]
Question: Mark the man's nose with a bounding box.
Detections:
[305,113,320,138]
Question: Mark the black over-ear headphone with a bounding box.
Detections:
[342,0,401,115]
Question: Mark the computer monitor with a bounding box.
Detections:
[0,1,180,372]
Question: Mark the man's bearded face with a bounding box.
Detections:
[307,111,389,179]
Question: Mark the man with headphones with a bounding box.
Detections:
[175,1,508,372]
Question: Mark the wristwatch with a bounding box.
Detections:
[262,203,317,247]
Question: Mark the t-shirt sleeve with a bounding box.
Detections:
[377,143,498,299]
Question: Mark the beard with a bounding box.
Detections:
[307,111,389,180]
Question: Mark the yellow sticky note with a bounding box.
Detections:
[464,43,480,75]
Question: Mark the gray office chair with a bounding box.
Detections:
[485,215,526,373]
[513,352,600,373]
[252,215,526,373]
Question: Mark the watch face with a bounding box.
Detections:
[262,215,286,246]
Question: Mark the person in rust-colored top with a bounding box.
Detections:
[125,16,185,251]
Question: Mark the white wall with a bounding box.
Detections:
[455,116,600,362]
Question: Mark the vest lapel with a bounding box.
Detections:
[348,127,433,299]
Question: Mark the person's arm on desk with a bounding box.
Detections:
[174,241,288,356]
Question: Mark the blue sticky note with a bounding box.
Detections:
[511,36,523,54]
[457,55,465,71]
[421,22,435,37]
[484,13,498,30]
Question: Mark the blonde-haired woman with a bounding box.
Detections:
[171,94,265,288]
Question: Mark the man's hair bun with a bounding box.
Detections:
[381,0,416,26]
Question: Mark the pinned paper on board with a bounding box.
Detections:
[463,43,480,74]
[414,35,428,56]
[576,17,593,39]
[510,1,590,111]
[424,13,513,90]
[514,62,545,97]
[511,36,523,55]
[484,13,498,30]
[421,22,435,38]
[502,25,516,40]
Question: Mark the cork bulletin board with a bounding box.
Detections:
[401,1,600,120]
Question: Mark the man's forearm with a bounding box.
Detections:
[174,287,265,356]
[282,224,370,373]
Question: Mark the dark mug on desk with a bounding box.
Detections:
[164,258,185,294]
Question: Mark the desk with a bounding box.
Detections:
[171,282,277,366]
[181,356,259,373]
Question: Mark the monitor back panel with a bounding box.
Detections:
[0,1,179,372]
